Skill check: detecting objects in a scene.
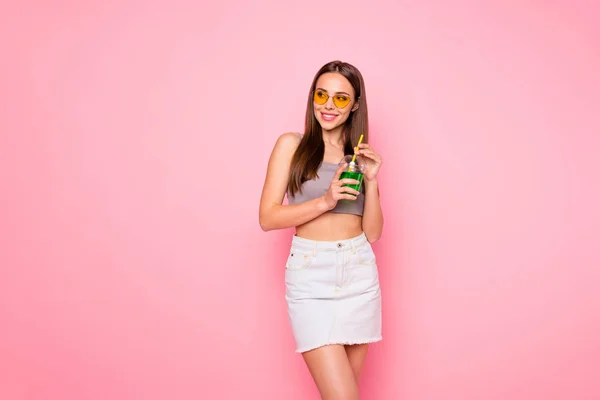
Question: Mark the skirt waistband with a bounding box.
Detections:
[291,232,368,252]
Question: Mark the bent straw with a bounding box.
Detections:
[348,134,364,171]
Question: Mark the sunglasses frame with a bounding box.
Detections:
[312,89,355,109]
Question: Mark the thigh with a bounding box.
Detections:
[302,344,359,400]
[345,344,370,383]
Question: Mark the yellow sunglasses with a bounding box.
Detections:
[313,89,352,109]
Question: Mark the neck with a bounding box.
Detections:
[321,126,345,146]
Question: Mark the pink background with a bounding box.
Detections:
[2,1,599,399]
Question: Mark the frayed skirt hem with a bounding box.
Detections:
[295,336,382,354]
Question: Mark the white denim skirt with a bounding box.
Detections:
[284,232,382,353]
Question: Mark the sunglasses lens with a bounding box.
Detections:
[333,95,351,109]
[314,91,352,109]
[313,90,328,105]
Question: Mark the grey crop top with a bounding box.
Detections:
[286,133,365,216]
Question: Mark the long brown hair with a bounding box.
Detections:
[288,60,369,197]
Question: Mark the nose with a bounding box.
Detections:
[325,96,335,110]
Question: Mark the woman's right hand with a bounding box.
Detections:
[322,163,361,210]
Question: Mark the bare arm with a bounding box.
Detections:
[362,179,384,242]
[259,133,329,231]
[356,143,384,242]
[259,132,360,231]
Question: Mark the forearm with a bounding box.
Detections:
[362,179,383,242]
[260,197,330,231]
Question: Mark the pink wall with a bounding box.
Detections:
[2,1,599,399]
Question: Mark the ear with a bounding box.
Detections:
[351,101,360,112]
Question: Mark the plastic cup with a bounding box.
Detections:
[339,155,365,198]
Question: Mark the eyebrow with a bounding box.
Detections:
[316,87,351,96]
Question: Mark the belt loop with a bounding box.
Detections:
[351,239,356,254]
[313,242,317,257]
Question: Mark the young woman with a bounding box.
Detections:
[259,60,383,400]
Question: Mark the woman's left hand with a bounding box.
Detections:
[355,143,382,181]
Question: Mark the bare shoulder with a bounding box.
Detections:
[268,132,302,162]
[274,131,302,151]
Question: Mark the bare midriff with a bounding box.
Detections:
[295,212,363,241]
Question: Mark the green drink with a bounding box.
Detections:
[340,170,363,196]
[339,157,364,198]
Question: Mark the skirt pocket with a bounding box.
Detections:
[356,242,377,266]
[285,249,314,270]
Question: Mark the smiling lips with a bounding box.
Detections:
[320,112,338,121]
